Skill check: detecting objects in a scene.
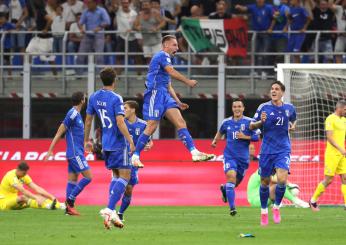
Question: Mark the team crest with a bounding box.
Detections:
[241,124,245,131]
[135,128,140,135]
[285,110,289,117]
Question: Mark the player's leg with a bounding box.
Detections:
[165,107,215,162]
[336,158,346,210]
[118,185,134,221]
[310,154,339,210]
[0,195,28,211]
[225,169,237,216]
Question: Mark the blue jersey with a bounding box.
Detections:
[289,6,309,30]
[125,117,147,145]
[145,51,173,91]
[63,107,85,159]
[246,4,273,31]
[272,4,289,39]
[219,116,260,162]
[86,89,126,151]
[253,101,297,155]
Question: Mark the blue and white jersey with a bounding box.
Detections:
[289,6,309,31]
[63,107,85,159]
[86,89,126,151]
[219,116,260,162]
[253,101,297,154]
[246,4,273,31]
[145,51,173,91]
[125,117,147,145]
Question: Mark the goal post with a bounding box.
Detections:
[276,64,346,205]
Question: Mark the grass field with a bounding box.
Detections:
[0,206,345,245]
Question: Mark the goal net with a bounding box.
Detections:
[277,64,346,205]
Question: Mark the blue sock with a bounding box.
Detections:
[225,182,236,209]
[134,133,151,156]
[259,185,270,209]
[68,178,92,201]
[177,128,196,152]
[274,183,286,206]
[107,178,128,210]
[109,177,117,196]
[66,181,77,200]
[119,194,132,214]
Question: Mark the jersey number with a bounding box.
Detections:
[232,131,238,139]
[98,109,113,128]
[276,117,284,126]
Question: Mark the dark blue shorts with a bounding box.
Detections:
[287,33,306,52]
[258,153,290,177]
[103,149,131,170]
[223,157,249,178]
[142,89,179,120]
[68,155,90,173]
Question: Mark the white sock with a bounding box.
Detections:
[191,149,200,155]
[273,204,280,209]
[261,208,268,214]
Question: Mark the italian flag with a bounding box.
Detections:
[180,18,248,57]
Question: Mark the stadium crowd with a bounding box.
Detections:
[0,0,345,68]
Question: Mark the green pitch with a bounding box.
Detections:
[0,206,345,245]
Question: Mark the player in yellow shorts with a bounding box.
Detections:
[310,100,346,211]
[0,161,65,211]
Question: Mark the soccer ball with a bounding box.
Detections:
[287,183,300,197]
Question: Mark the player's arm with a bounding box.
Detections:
[168,82,189,110]
[154,11,166,31]
[326,130,346,156]
[45,123,67,160]
[211,131,224,147]
[116,115,135,153]
[27,182,55,200]
[13,183,46,205]
[289,120,297,131]
[84,114,94,153]
[235,4,248,12]
[301,12,312,32]
[164,66,197,88]
[250,112,267,130]
[238,127,260,141]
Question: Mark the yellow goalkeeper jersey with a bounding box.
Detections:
[325,114,346,155]
[0,169,32,198]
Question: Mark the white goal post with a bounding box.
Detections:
[276,64,346,205]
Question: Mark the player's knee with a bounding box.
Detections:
[146,121,158,134]
[125,186,133,196]
[324,177,333,186]
[18,196,28,203]
[261,178,270,186]
[176,118,187,129]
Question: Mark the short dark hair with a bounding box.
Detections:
[336,100,346,108]
[17,161,30,171]
[232,98,244,106]
[151,0,160,3]
[271,81,286,92]
[162,35,176,44]
[124,100,139,114]
[100,67,117,86]
[71,91,85,106]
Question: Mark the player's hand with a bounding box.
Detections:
[144,141,153,151]
[289,122,296,131]
[260,111,267,123]
[36,196,46,206]
[236,131,248,140]
[267,28,273,33]
[129,142,136,155]
[211,139,217,148]
[94,26,101,33]
[44,151,53,161]
[84,141,93,153]
[187,79,198,88]
[340,148,346,157]
[178,102,189,111]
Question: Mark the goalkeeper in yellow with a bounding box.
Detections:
[0,161,65,211]
[310,100,346,211]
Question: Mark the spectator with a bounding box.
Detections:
[115,0,142,73]
[25,0,57,75]
[67,12,83,66]
[0,0,9,13]
[7,0,28,64]
[209,0,232,19]
[249,143,259,161]
[104,0,119,64]
[311,0,335,63]
[236,0,273,78]
[190,0,216,16]
[333,0,346,63]
[0,12,15,76]
[62,0,84,30]
[46,0,58,19]
[151,0,177,33]
[77,0,110,67]
[160,0,181,29]
[286,0,311,63]
[134,0,165,62]
[51,5,66,54]
[300,0,315,55]
[268,0,289,64]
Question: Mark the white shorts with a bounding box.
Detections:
[26,36,55,62]
[143,43,162,58]
[335,36,346,52]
